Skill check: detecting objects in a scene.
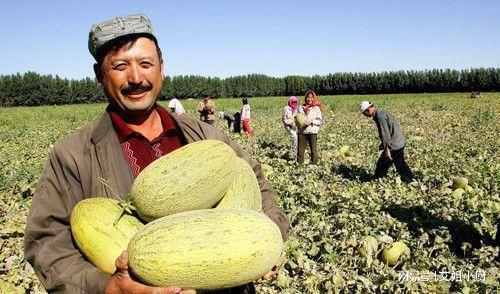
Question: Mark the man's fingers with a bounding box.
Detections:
[129,282,184,294]
[263,270,277,280]
[152,286,182,294]
[111,251,188,294]
[115,251,129,273]
[385,150,393,161]
[263,273,274,280]
[257,265,280,282]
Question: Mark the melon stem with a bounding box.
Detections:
[98,177,137,226]
[113,198,136,226]
[113,207,126,226]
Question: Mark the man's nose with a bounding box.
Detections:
[128,64,143,85]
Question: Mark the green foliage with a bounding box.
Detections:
[469,109,495,129]
[1,68,499,106]
[0,93,498,293]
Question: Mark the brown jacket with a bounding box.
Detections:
[24,111,291,293]
[197,99,216,122]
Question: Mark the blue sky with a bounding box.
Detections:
[0,0,498,79]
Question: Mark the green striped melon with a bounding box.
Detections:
[70,198,144,273]
[295,113,307,127]
[216,157,262,211]
[452,177,468,190]
[130,140,237,222]
[128,208,283,290]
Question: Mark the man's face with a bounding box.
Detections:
[363,106,375,117]
[96,37,164,116]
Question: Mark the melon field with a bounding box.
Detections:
[0,92,498,293]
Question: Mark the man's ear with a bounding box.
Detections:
[93,63,103,83]
[160,59,165,78]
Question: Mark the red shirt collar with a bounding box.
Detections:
[108,104,177,142]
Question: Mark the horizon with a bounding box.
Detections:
[3,67,496,81]
[1,0,499,80]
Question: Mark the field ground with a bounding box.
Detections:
[0,92,498,293]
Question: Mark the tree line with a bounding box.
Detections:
[0,68,498,106]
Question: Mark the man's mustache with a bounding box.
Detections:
[121,83,153,94]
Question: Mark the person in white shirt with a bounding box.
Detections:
[282,96,299,160]
[297,90,323,164]
[241,97,254,136]
[167,97,186,115]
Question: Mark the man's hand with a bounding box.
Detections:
[385,148,393,161]
[256,258,286,284]
[106,251,196,294]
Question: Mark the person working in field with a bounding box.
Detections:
[167,97,186,115]
[24,14,290,294]
[282,96,299,160]
[241,97,255,136]
[297,90,323,164]
[359,101,415,183]
[197,92,216,125]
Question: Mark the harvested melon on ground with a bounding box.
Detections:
[128,208,283,290]
[452,177,468,190]
[70,198,144,273]
[452,188,465,197]
[339,145,352,157]
[382,241,410,266]
[216,157,262,211]
[130,140,237,221]
[358,236,378,257]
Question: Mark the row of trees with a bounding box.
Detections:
[1,68,498,106]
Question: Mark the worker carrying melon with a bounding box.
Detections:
[197,92,216,125]
[359,101,415,183]
[24,14,290,294]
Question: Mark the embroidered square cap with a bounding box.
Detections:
[88,13,156,59]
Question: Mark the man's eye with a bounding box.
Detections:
[141,62,153,68]
[114,64,128,70]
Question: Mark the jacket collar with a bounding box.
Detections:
[168,113,204,144]
[88,109,202,199]
[89,111,133,199]
[90,105,217,143]
[90,111,115,145]
[88,108,209,200]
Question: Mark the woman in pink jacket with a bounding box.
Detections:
[282,96,299,160]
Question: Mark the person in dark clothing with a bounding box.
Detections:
[219,111,234,129]
[360,101,415,183]
[233,112,242,133]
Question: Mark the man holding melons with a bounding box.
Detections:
[24,14,290,293]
